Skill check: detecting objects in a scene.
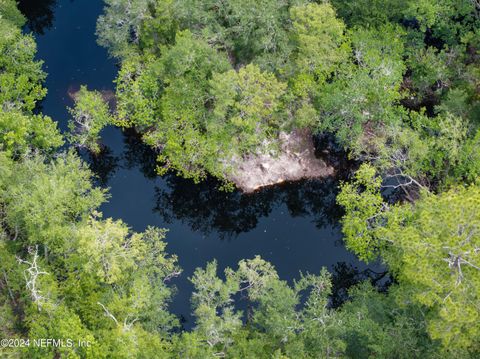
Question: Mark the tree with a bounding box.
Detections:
[290,2,348,82]
[174,0,307,69]
[317,24,406,151]
[338,165,480,355]
[96,0,153,59]
[0,0,26,28]
[331,0,405,27]
[190,260,241,355]
[186,257,349,358]
[0,15,47,112]
[209,64,287,153]
[0,110,62,156]
[0,149,180,358]
[68,85,113,154]
[0,7,62,158]
[338,282,440,359]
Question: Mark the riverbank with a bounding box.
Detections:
[228,129,335,192]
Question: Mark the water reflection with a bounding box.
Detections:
[77,128,386,324]
[85,146,120,187]
[330,262,390,308]
[24,0,386,324]
[91,129,347,237]
[18,0,59,34]
[154,176,343,238]
[122,128,158,179]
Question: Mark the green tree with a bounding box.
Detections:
[96,0,152,59]
[0,150,180,358]
[0,110,62,156]
[0,16,46,112]
[174,0,307,70]
[0,0,26,27]
[290,2,347,82]
[317,24,406,151]
[339,166,480,355]
[68,85,113,154]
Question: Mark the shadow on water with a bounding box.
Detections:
[154,176,344,238]
[91,129,346,238]
[90,128,388,327]
[18,0,60,35]
[86,145,121,187]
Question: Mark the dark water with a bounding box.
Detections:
[20,0,381,327]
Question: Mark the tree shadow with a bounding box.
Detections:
[83,145,120,187]
[18,0,59,35]
[121,128,159,179]
[90,129,351,239]
[330,262,391,308]
[154,174,345,238]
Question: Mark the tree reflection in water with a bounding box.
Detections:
[85,145,120,187]
[330,262,391,308]
[85,128,387,321]
[18,0,58,34]
[154,175,344,238]
[91,128,350,238]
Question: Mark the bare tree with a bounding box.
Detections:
[17,246,49,311]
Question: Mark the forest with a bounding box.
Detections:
[0,0,479,357]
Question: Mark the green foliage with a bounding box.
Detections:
[338,282,440,359]
[114,54,160,129]
[457,128,480,182]
[209,64,287,152]
[317,24,406,149]
[115,30,291,182]
[0,150,180,358]
[0,7,63,157]
[96,0,480,188]
[337,164,385,262]
[174,0,308,69]
[186,257,348,357]
[331,0,405,27]
[104,1,356,183]
[0,151,107,250]
[339,166,480,355]
[139,0,178,54]
[384,186,480,352]
[96,0,153,59]
[0,110,62,156]
[332,0,479,47]
[290,3,348,82]
[406,47,453,98]
[0,18,47,112]
[183,256,446,358]
[1,0,479,356]
[68,85,113,154]
[0,0,26,27]
[140,31,232,180]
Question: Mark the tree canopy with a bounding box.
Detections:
[0,0,479,357]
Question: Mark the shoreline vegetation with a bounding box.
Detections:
[67,87,335,192]
[0,0,479,357]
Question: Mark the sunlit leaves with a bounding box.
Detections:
[68,85,113,154]
[339,168,480,353]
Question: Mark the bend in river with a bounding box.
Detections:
[21,0,382,327]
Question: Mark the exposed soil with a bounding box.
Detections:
[228,129,335,193]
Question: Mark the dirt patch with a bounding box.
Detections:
[227,129,334,193]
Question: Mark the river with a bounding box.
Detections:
[19,0,381,328]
